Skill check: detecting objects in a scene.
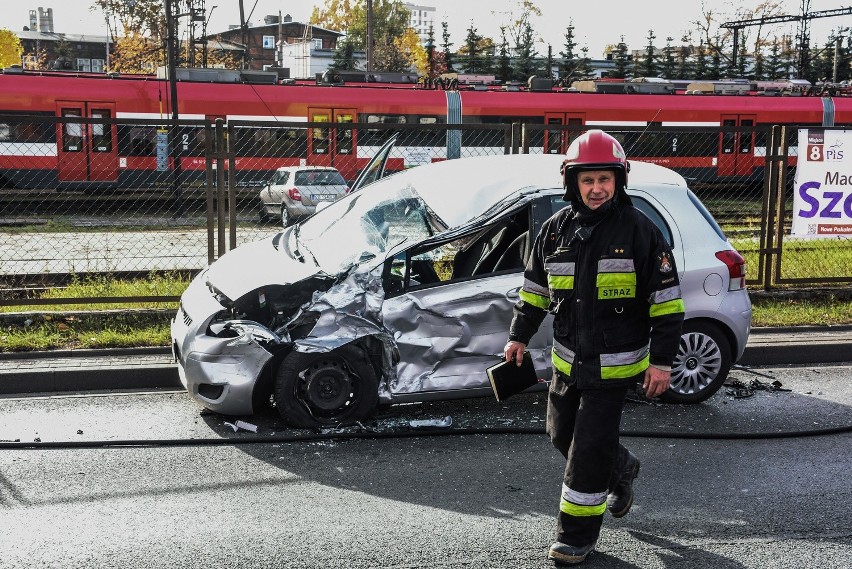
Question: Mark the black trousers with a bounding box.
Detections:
[546,374,631,546]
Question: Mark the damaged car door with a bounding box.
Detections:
[381,200,555,401]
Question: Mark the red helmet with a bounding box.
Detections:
[561,129,630,189]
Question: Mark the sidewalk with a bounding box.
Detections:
[0,326,851,396]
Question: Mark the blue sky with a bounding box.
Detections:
[1,1,850,58]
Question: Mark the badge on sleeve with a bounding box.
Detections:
[659,252,673,273]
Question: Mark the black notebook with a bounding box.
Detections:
[486,351,539,402]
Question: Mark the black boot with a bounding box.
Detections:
[607,453,640,518]
[548,540,596,565]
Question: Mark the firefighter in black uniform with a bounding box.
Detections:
[504,130,685,565]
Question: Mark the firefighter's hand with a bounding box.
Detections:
[643,366,671,399]
[504,341,527,367]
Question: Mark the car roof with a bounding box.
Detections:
[276,166,341,173]
[393,154,687,229]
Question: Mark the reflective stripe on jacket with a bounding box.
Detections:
[510,202,684,389]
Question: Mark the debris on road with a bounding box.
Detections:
[724,378,791,399]
[223,420,259,433]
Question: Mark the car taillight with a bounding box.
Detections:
[288,188,301,201]
[715,250,746,291]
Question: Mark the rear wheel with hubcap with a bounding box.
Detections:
[660,321,732,404]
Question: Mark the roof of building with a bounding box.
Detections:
[212,21,344,38]
[18,30,111,44]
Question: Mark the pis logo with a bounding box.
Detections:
[826,141,845,160]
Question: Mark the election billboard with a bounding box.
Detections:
[792,129,852,237]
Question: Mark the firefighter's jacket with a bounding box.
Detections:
[509,202,685,389]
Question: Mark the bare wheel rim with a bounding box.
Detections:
[295,357,357,418]
[670,331,723,395]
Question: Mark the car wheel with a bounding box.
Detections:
[280,204,291,227]
[275,343,379,428]
[660,321,732,404]
[258,207,271,223]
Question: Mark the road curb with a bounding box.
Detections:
[0,364,181,394]
[1,327,851,395]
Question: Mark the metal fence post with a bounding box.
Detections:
[772,125,789,286]
[204,122,215,265]
[758,125,777,289]
[227,122,238,250]
[759,124,788,290]
[215,118,226,259]
[520,123,530,154]
[511,123,521,154]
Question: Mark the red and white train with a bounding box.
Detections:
[0,69,849,189]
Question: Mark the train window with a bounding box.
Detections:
[739,119,754,154]
[362,114,406,147]
[336,113,354,155]
[232,126,307,158]
[62,110,83,152]
[399,116,445,147]
[0,112,54,144]
[722,119,736,154]
[119,126,156,156]
[312,115,330,154]
[620,130,717,158]
[90,110,112,152]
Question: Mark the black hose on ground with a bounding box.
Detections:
[3,422,852,450]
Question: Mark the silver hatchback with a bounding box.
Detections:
[258,166,350,226]
[173,154,751,427]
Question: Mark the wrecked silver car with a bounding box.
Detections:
[171,154,751,427]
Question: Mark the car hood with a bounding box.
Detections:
[205,232,324,300]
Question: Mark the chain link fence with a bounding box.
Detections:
[0,117,849,306]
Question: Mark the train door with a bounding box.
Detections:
[56,101,118,183]
[543,113,585,154]
[718,114,756,177]
[307,108,357,180]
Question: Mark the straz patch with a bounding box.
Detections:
[658,252,673,273]
[598,286,635,299]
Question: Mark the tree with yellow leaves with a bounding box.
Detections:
[110,29,162,74]
[0,28,23,68]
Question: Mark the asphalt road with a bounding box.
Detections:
[0,363,851,568]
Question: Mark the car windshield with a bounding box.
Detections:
[296,179,446,274]
[295,170,346,185]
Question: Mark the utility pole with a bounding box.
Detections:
[164,0,184,215]
[366,0,373,72]
[239,0,248,69]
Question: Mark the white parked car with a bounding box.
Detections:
[173,154,751,427]
[258,166,350,226]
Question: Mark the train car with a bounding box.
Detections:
[0,69,849,189]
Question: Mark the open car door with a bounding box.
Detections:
[349,135,398,193]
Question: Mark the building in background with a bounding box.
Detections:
[211,14,344,76]
[16,7,112,71]
[404,3,436,46]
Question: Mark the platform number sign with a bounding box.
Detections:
[792,129,852,237]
